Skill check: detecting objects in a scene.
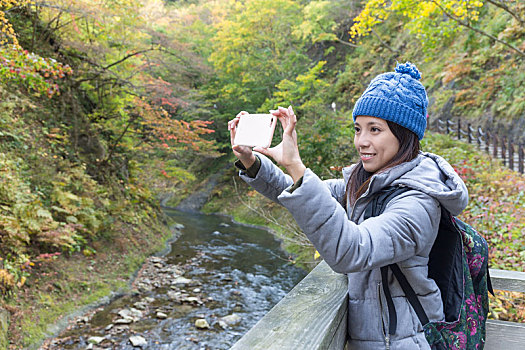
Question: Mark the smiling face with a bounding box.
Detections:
[354,116,400,173]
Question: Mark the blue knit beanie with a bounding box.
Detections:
[352,62,428,140]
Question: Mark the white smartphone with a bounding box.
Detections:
[233,114,277,148]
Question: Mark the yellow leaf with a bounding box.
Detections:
[82,248,95,257]
[17,276,26,288]
[314,250,321,260]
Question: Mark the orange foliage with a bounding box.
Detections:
[442,58,472,85]
[132,97,217,154]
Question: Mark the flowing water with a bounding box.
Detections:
[44,210,306,349]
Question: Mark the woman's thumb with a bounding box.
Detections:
[253,147,269,156]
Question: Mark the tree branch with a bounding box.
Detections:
[71,48,156,87]
[431,0,525,57]
[485,0,524,26]
[370,28,398,54]
[103,48,157,70]
[103,113,139,164]
[335,37,358,48]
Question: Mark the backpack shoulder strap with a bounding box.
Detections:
[364,186,432,333]
[363,186,411,220]
[389,263,430,325]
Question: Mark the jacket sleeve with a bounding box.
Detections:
[239,153,346,206]
[277,168,441,273]
[239,153,294,204]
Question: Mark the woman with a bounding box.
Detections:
[228,62,468,350]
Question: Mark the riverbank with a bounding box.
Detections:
[0,153,231,349]
[1,207,178,350]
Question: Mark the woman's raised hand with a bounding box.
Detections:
[228,111,256,169]
[255,106,306,182]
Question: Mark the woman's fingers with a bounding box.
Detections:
[228,118,240,145]
[228,111,249,131]
[228,117,239,131]
[275,114,288,132]
[232,144,250,155]
[272,105,295,132]
[288,106,297,124]
[252,146,269,156]
[236,111,249,118]
[276,105,296,135]
[229,111,250,144]
[271,108,287,130]
[229,122,236,145]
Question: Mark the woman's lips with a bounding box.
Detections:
[360,153,376,161]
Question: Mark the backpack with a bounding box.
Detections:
[364,186,494,350]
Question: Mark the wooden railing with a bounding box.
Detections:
[232,261,525,350]
[231,261,347,350]
[433,117,524,174]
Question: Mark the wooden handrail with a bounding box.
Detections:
[231,261,347,350]
[489,269,525,293]
[232,262,525,350]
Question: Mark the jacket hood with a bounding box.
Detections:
[342,152,468,216]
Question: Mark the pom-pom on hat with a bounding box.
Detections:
[352,62,428,140]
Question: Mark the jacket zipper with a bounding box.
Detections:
[349,177,375,221]
[377,282,390,350]
[350,196,366,222]
[350,200,358,221]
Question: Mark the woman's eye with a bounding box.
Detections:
[371,127,380,132]
[354,127,360,133]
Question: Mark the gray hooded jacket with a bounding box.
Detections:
[239,151,468,350]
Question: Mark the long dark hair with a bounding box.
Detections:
[345,120,420,206]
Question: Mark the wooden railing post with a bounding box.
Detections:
[501,137,507,166]
[493,134,498,159]
[468,123,472,144]
[446,118,450,134]
[508,139,514,171]
[484,130,490,153]
[518,143,524,174]
[457,118,461,140]
[476,127,481,147]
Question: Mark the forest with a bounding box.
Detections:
[0,0,524,348]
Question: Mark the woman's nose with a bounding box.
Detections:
[356,133,371,149]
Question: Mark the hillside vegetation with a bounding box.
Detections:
[0,0,524,347]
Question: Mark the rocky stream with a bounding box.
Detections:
[40,209,306,349]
